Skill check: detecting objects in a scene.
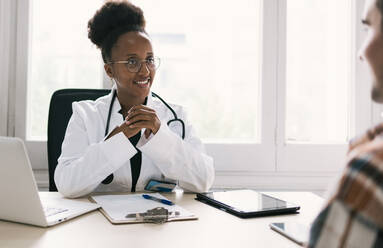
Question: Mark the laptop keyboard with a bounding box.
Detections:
[43,206,69,217]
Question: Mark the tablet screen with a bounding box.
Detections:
[203,190,295,212]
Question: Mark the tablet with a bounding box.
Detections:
[196,189,300,218]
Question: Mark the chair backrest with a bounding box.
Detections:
[47,88,111,191]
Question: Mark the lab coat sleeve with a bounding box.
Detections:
[137,107,215,193]
[54,102,137,198]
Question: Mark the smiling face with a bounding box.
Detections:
[105,31,155,102]
[360,0,383,103]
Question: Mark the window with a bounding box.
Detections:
[13,0,373,189]
[28,0,103,140]
[276,0,354,172]
[286,0,352,144]
[28,0,263,143]
[132,0,262,142]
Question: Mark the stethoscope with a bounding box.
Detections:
[105,89,185,139]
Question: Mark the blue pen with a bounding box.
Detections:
[142,194,174,206]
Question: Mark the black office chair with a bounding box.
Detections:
[47,88,111,192]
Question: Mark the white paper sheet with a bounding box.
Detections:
[91,193,195,222]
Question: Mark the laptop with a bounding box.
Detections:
[196,189,300,218]
[0,136,100,227]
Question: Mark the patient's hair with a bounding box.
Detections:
[378,0,383,30]
[87,0,146,63]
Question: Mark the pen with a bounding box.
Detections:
[142,194,174,206]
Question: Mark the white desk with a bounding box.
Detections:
[0,191,323,248]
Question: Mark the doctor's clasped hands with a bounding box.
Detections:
[107,105,161,140]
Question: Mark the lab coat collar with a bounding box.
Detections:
[146,90,154,108]
[108,84,154,114]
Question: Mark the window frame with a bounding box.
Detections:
[10,0,375,190]
[276,0,360,173]
[0,0,14,136]
[14,0,49,170]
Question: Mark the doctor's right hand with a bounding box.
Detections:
[105,122,142,140]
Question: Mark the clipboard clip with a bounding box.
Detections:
[126,207,180,224]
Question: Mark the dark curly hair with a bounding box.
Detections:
[87,0,146,63]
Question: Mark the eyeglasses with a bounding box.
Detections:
[107,57,160,73]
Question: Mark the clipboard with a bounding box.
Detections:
[90,193,198,224]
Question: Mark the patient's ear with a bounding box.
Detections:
[104,64,114,78]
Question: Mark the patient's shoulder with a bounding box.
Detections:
[348,122,383,159]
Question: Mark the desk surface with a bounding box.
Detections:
[0,191,323,248]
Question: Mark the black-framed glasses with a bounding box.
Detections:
[107,57,160,73]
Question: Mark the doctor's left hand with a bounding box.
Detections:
[125,105,161,138]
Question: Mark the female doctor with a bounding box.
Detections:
[54,0,215,198]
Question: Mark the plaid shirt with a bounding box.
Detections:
[308,124,383,248]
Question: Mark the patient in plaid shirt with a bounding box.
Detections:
[308,0,383,247]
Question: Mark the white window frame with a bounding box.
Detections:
[276,0,355,173]
[0,0,14,137]
[14,0,49,172]
[9,0,375,190]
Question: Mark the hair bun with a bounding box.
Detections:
[88,1,146,48]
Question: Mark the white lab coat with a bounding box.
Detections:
[55,88,215,198]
